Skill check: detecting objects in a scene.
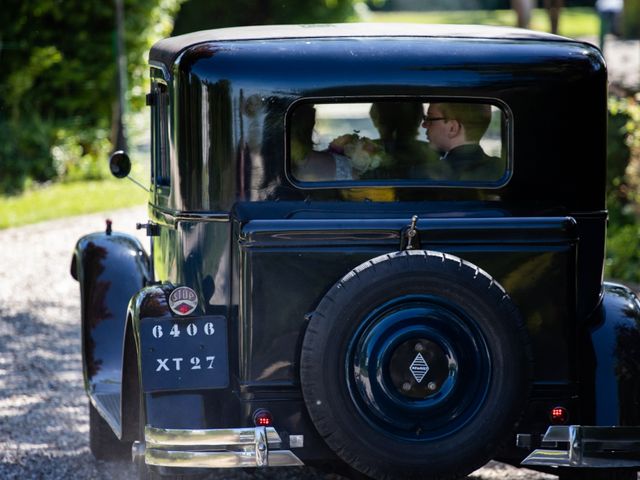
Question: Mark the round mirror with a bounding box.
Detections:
[109,150,131,179]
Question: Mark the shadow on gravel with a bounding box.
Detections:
[0,306,89,466]
[0,454,136,480]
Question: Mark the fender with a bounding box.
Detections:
[589,282,640,426]
[71,231,150,437]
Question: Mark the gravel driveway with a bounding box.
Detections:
[0,206,558,479]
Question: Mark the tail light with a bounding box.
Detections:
[253,409,273,427]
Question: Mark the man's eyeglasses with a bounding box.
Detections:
[422,116,447,124]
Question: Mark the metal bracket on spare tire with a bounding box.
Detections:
[400,215,420,251]
[299,250,532,480]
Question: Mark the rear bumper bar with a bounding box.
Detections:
[137,426,304,469]
[522,426,640,468]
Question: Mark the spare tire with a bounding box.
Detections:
[300,250,531,480]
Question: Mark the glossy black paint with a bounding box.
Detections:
[75,24,640,471]
[152,25,606,214]
[585,283,640,426]
[238,214,576,385]
[109,150,131,178]
[149,24,608,375]
[71,231,150,435]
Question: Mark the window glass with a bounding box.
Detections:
[151,81,170,187]
[289,100,507,184]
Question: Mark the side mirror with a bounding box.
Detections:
[109,150,131,179]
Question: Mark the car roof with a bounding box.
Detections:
[150,23,572,68]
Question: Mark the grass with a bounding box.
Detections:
[367,7,600,39]
[0,177,148,229]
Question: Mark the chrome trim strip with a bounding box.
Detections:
[145,426,282,447]
[522,449,640,468]
[255,427,268,467]
[150,61,171,82]
[143,425,303,468]
[132,441,145,462]
[175,212,231,223]
[521,449,571,467]
[151,208,231,227]
[146,449,304,468]
[541,425,571,442]
[522,426,640,468]
[568,425,582,466]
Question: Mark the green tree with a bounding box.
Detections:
[172,0,357,36]
[623,0,640,38]
[0,0,182,193]
[605,95,640,282]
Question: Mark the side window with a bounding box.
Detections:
[150,80,170,187]
[288,100,508,185]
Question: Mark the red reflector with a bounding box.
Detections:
[550,406,568,424]
[253,409,273,427]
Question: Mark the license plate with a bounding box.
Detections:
[140,315,229,392]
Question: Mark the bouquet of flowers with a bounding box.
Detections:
[328,133,389,175]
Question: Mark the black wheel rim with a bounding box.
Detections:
[346,294,492,440]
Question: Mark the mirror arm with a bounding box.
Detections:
[126,175,150,193]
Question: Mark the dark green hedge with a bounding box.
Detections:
[0,0,182,194]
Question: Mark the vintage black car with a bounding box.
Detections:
[71,24,640,480]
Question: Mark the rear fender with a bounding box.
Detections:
[589,282,640,426]
[71,231,150,435]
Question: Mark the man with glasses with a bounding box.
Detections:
[422,102,503,181]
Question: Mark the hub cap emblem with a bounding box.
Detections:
[409,353,430,383]
[169,286,198,316]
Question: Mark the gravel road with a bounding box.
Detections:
[0,206,558,479]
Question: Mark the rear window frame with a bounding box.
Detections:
[284,96,513,190]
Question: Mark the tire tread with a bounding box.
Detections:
[301,250,532,480]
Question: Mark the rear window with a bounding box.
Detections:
[288,100,508,185]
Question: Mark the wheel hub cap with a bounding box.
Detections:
[389,338,450,398]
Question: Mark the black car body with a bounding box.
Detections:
[72,24,640,480]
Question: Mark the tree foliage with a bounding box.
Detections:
[0,0,182,193]
[172,0,357,36]
[0,0,360,194]
[605,95,640,282]
[623,0,640,38]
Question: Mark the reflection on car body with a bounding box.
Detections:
[71,23,640,480]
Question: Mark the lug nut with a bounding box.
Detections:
[415,343,424,352]
[402,382,412,391]
[427,382,437,391]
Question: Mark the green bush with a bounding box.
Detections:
[0,117,57,194]
[623,0,640,39]
[0,117,111,194]
[605,94,640,282]
[0,0,182,194]
[52,127,111,183]
[607,224,640,282]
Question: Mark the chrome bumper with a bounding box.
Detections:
[136,426,304,469]
[522,425,640,468]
